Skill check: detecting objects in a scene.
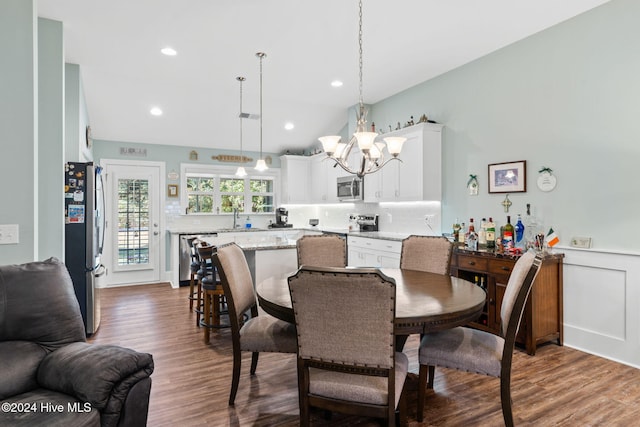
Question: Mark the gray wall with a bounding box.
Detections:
[0,0,37,264]
[370,0,639,252]
[38,18,65,261]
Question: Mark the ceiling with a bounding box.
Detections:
[37,0,610,155]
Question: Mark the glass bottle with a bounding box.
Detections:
[452,218,461,243]
[486,217,496,249]
[458,222,466,246]
[515,214,525,249]
[478,218,487,248]
[503,215,514,248]
[524,203,541,249]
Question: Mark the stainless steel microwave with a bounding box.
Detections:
[337,176,363,201]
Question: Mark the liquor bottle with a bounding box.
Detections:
[503,215,514,248]
[486,217,496,249]
[452,218,461,243]
[524,203,540,249]
[458,222,466,246]
[514,214,525,249]
[478,218,487,248]
[466,218,478,250]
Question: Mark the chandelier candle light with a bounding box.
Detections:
[235,76,247,177]
[255,52,268,172]
[319,0,406,178]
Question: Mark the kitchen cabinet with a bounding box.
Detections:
[450,248,564,355]
[280,155,310,203]
[364,122,443,202]
[310,154,344,203]
[347,236,401,268]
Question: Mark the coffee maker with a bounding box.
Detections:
[271,207,292,228]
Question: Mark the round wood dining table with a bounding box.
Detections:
[256,268,487,337]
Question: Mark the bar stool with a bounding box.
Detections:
[187,237,201,311]
[196,244,229,344]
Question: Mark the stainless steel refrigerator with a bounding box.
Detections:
[64,162,106,335]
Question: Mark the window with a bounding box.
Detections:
[117,178,150,265]
[186,174,214,213]
[181,164,277,215]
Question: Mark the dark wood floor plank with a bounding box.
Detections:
[88,283,640,426]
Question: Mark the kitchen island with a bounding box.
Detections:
[166,227,320,288]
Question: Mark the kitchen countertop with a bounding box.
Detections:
[168,225,424,243]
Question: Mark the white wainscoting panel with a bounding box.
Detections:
[560,246,640,368]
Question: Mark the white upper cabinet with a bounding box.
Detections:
[364,122,443,202]
[280,122,442,204]
[280,155,310,204]
[310,154,344,203]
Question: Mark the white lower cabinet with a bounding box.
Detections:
[347,236,401,268]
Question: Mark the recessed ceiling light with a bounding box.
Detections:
[284,122,294,130]
[331,80,343,87]
[150,107,163,116]
[161,47,177,56]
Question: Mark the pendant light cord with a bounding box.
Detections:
[237,76,245,158]
[358,0,363,110]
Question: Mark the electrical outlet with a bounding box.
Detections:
[0,224,19,244]
[424,215,435,226]
[570,236,592,249]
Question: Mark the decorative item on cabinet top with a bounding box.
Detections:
[212,154,253,164]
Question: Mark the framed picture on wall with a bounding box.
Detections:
[488,160,526,193]
[167,184,179,198]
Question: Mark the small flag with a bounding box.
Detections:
[546,228,560,247]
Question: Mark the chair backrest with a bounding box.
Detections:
[500,251,542,338]
[296,234,347,268]
[288,266,396,368]
[399,235,453,275]
[213,243,257,329]
[0,258,86,349]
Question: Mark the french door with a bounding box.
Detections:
[102,160,163,286]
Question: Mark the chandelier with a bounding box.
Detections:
[318,0,406,178]
[235,76,247,177]
[254,52,268,172]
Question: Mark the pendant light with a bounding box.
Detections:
[254,52,268,172]
[318,0,405,178]
[235,76,247,177]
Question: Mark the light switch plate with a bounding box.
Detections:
[570,236,592,249]
[0,224,19,244]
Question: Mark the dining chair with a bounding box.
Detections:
[296,234,347,268]
[416,250,542,426]
[288,266,408,426]
[213,242,298,405]
[399,235,453,275]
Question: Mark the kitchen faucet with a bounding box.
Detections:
[233,208,240,228]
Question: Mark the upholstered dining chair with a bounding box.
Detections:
[399,235,453,275]
[288,266,408,426]
[296,234,347,268]
[417,251,543,426]
[213,242,298,405]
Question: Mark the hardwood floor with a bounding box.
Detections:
[89,283,640,426]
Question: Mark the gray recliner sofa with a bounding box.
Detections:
[0,258,154,426]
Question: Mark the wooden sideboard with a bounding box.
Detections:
[450,248,564,355]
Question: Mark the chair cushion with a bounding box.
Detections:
[0,388,100,427]
[309,351,408,407]
[419,327,504,377]
[239,315,297,353]
[0,341,47,399]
